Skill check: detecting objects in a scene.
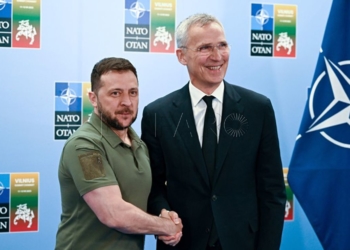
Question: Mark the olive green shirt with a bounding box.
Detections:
[55,112,152,250]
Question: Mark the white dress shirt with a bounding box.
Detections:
[189,81,224,146]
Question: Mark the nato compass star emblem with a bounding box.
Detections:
[0,0,8,11]
[255,8,270,26]
[130,1,145,19]
[60,88,77,106]
[300,53,350,148]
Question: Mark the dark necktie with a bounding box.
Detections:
[202,96,217,185]
[202,96,219,246]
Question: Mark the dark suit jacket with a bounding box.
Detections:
[141,81,286,250]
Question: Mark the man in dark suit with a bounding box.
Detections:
[141,13,286,250]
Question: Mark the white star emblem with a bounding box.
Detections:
[255,9,270,26]
[130,1,145,19]
[0,0,7,11]
[60,88,77,106]
[305,56,350,148]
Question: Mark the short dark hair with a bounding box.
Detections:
[90,57,138,93]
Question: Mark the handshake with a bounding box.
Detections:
[157,208,183,247]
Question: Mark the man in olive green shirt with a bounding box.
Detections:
[55,57,183,250]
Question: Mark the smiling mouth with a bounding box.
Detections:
[208,66,221,70]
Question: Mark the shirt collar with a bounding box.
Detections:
[88,112,142,148]
[189,81,224,107]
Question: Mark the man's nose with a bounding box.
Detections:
[120,94,132,106]
[210,46,222,59]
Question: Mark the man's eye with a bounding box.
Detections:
[198,45,212,52]
[218,42,228,49]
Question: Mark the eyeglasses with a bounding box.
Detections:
[181,42,230,55]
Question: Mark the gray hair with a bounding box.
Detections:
[175,13,225,48]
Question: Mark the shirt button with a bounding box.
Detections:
[212,195,217,201]
[206,228,211,233]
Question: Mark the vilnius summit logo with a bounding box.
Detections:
[250,3,297,58]
[124,0,176,53]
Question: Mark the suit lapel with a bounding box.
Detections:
[213,81,245,185]
[171,84,210,187]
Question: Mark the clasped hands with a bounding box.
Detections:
[158,208,183,246]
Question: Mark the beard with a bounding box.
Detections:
[97,100,137,130]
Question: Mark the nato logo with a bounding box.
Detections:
[124,0,150,52]
[251,3,274,56]
[302,55,350,148]
[55,82,82,140]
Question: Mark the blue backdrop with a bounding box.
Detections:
[0,0,333,249]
